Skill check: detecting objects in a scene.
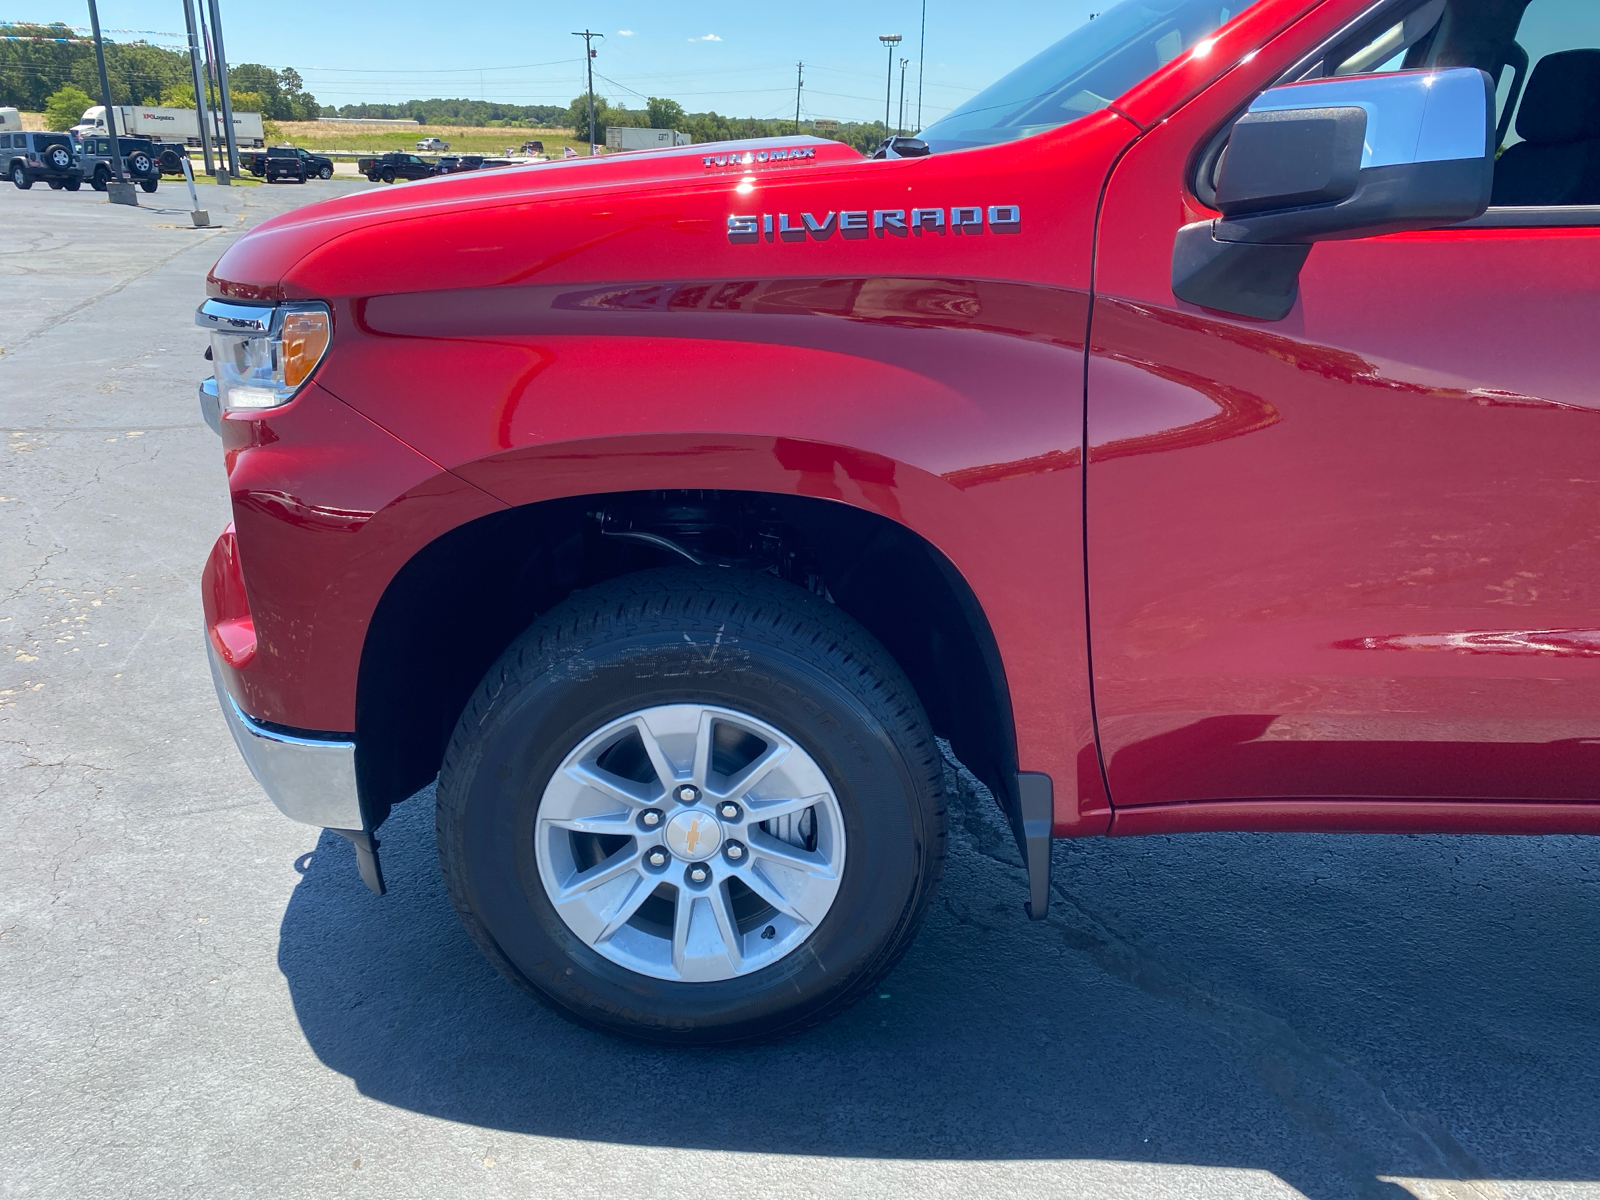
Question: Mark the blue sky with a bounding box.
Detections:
[9,1,1099,125]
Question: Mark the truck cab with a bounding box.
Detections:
[197,0,1600,1044]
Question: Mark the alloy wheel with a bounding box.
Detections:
[535,703,847,983]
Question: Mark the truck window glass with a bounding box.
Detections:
[919,0,1258,153]
[1501,0,1600,150]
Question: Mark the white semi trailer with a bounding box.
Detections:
[73,105,266,173]
[605,126,693,152]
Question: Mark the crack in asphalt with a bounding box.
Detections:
[0,233,223,360]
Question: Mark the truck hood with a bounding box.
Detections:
[209,136,863,301]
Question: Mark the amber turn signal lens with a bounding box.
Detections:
[280,310,331,388]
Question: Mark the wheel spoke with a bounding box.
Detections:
[671,888,696,975]
[744,792,826,825]
[731,862,810,924]
[557,846,644,901]
[564,761,655,809]
[631,714,690,795]
[593,872,657,943]
[711,739,792,801]
[708,882,743,968]
[543,811,638,836]
[748,830,837,880]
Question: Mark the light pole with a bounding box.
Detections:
[206,0,239,179]
[85,0,134,205]
[794,61,804,136]
[898,58,909,136]
[879,34,901,137]
[916,0,927,132]
[571,30,603,154]
[180,0,214,176]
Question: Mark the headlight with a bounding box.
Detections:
[194,299,331,415]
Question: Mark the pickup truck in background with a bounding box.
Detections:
[249,146,335,182]
[357,151,435,183]
[195,0,1600,1046]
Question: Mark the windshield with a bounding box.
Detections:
[920,0,1254,153]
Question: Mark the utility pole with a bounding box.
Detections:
[206,0,239,180]
[85,0,134,205]
[794,61,803,136]
[916,0,927,132]
[878,34,901,137]
[180,0,214,176]
[571,30,603,155]
[898,58,909,136]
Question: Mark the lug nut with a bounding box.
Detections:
[645,848,669,869]
[676,785,700,803]
[640,808,663,828]
[686,864,710,885]
[724,841,745,862]
[717,801,741,821]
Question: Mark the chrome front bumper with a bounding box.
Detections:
[206,640,363,831]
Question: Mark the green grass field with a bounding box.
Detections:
[272,121,587,157]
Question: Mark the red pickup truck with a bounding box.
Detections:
[197,0,1600,1043]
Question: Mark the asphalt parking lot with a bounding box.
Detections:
[3,179,1599,1200]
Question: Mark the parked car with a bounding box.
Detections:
[416,137,449,152]
[249,146,335,182]
[78,135,160,193]
[433,154,479,174]
[194,0,1600,1046]
[357,151,435,183]
[3,131,83,190]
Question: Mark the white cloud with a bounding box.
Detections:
[617,29,634,35]
[689,32,721,41]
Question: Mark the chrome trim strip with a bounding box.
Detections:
[206,639,363,830]
[195,298,274,334]
[198,377,220,435]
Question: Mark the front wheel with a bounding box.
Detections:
[437,568,946,1044]
[12,164,30,189]
[318,165,333,179]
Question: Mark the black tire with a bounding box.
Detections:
[380,166,396,183]
[318,164,332,179]
[140,177,158,194]
[436,568,947,1045]
[366,172,378,182]
[47,179,63,190]
[92,167,108,191]
[12,164,30,190]
[44,144,72,171]
[65,178,81,191]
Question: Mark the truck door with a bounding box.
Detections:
[1087,0,1600,812]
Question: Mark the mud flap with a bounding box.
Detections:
[330,827,386,895]
[1013,772,1052,920]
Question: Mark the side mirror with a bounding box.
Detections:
[1172,68,1495,320]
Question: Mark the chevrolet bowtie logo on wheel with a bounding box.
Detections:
[684,817,703,855]
[727,205,1020,243]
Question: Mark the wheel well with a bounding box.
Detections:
[355,490,1017,828]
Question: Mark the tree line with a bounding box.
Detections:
[3,23,890,151]
[1,22,318,121]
